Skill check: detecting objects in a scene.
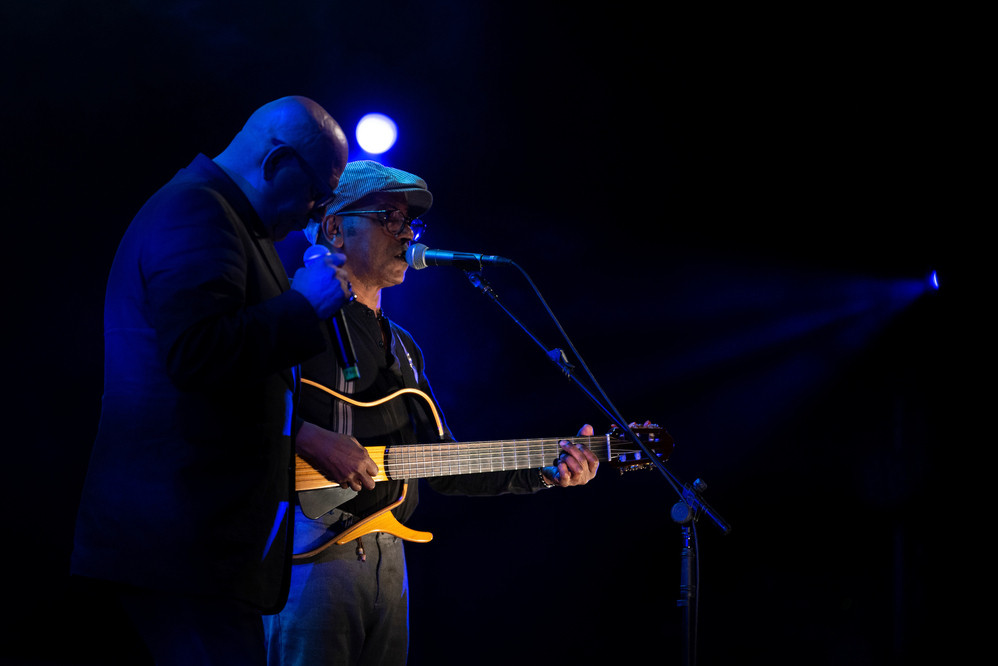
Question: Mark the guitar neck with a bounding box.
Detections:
[386,435,616,480]
[295,426,669,493]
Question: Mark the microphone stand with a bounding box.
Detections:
[465,272,618,431]
[465,268,732,666]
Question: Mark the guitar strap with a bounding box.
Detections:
[384,314,432,440]
[324,317,357,431]
[293,318,361,520]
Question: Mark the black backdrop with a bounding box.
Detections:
[1,2,974,664]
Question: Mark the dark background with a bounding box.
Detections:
[1,2,974,664]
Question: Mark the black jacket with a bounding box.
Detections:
[72,154,326,612]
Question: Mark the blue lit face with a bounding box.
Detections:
[260,145,341,242]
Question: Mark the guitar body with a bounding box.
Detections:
[292,381,673,559]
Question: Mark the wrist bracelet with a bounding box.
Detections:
[538,467,556,488]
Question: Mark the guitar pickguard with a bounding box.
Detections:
[298,486,359,519]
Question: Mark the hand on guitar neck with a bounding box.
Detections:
[540,423,600,487]
[296,421,379,491]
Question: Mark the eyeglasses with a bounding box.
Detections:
[335,209,425,241]
[281,144,337,221]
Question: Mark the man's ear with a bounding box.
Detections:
[261,145,294,182]
[322,214,345,249]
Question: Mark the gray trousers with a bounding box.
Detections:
[263,505,409,666]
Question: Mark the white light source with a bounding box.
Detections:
[356,113,398,154]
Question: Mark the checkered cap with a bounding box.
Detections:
[304,160,432,244]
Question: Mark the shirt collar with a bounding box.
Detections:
[183,154,267,236]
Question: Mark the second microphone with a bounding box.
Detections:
[304,245,361,382]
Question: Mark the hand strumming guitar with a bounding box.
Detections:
[296,421,379,491]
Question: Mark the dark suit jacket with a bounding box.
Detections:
[72,155,326,612]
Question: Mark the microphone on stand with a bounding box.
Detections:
[304,246,360,381]
[406,243,512,271]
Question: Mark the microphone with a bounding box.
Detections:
[406,243,512,271]
[303,246,360,382]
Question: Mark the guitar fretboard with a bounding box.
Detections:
[384,436,625,479]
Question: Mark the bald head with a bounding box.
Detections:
[215,96,350,239]
[239,96,348,170]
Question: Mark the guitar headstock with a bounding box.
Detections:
[603,422,674,472]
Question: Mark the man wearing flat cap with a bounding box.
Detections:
[263,161,600,665]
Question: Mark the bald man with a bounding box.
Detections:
[72,97,354,664]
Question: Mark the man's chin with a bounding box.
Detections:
[389,264,408,286]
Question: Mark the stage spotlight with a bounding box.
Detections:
[929,270,940,290]
[356,113,398,154]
